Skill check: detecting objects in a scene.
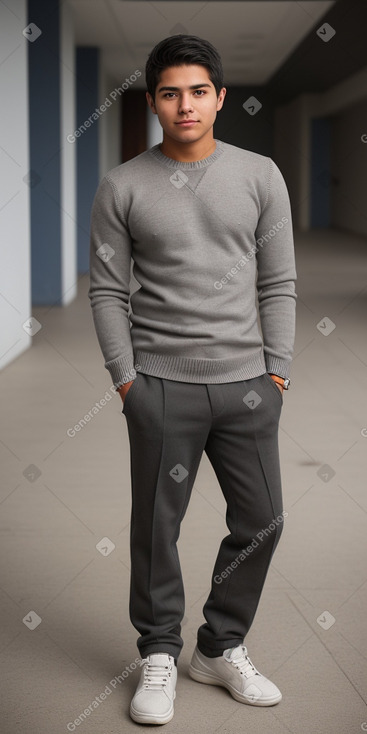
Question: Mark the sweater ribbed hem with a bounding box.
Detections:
[104,349,292,387]
[134,349,267,384]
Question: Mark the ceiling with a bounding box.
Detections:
[68,0,335,86]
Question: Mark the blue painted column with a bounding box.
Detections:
[28,0,62,304]
[310,117,331,228]
[76,47,100,274]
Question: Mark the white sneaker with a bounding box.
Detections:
[130,653,177,725]
[189,644,282,706]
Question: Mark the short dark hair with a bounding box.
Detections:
[145,34,224,102]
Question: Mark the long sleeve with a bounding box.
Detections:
[88,175,136,388]
[255,160,297,379]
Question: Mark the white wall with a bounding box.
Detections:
[316,66,367,118]
[274,65,367,233]
[147,106,163,148]
[99,63,122,178]
[0,0,31,370]
[60,0,77,305]
[274,95,312,231]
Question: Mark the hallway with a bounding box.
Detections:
[1,228,366,733]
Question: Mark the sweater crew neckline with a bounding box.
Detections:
[148,139,225,170]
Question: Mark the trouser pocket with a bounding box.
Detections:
[121,374,141,414]
[263,372,284,404]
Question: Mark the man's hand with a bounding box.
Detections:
[269,374,284,395]
[118,380,134,402]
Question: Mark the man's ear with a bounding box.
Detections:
[146,91,157,115]
[216,87,226,112]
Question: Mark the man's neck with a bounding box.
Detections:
[159,136,217,163]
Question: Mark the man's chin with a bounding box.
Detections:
[167,127,206,143]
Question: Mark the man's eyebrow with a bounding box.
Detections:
[157,83,212,93]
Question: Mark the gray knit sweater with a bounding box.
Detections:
[88,139,297,388]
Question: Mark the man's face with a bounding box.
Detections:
[146,64,226,145]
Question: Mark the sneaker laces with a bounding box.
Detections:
[141,656,172,690]
[226,645,260,678]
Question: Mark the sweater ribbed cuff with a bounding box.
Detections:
[265,355,292,379]
[104,352,136,389]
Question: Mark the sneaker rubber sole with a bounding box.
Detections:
[130,692,176,725]
[188,663,282,706]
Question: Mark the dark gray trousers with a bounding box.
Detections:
[122,371,284,661]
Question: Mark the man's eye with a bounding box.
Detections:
[162,90,206,98]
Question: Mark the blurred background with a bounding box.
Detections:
[1,0,367,335]
[1,2,367,733]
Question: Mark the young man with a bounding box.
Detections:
[89,34,297,726]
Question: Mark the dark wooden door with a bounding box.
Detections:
[121,90,147,162]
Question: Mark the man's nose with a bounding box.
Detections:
[178,94,194,113]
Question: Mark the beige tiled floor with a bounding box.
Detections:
[1,228,367,733]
